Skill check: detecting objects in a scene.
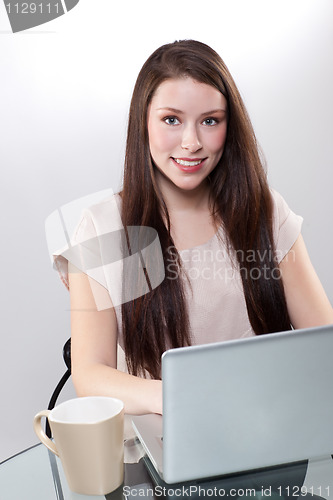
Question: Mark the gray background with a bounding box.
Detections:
[0,0,332,462]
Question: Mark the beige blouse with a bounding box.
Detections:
[54,188,303,360]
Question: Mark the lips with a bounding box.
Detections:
[171,157,207,173]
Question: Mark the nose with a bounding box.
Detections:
[181,125,202,153]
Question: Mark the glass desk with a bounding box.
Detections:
[1,439,333,500]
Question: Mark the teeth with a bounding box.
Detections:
[174,158,202,167]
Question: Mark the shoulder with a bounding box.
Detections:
[52,192,123,291]
[270,188,294,225]
[73,193,123,243]
[269,187,303,262]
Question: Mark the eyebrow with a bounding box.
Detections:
[156,107,227,116]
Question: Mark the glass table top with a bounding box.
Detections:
[1,440,333,499]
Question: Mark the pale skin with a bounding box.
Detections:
[69,78,333,415]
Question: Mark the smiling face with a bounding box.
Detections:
[147,77,228,197]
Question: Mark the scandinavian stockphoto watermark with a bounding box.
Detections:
[166,245,296,283]
[45,189,165,311]
[3,0,80,33]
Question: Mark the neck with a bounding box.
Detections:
[155,171,211,214]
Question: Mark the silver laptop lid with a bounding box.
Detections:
[161,325,333,484]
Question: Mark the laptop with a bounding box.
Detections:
[132,324,333,484]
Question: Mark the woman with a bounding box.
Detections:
[61,40,333,416]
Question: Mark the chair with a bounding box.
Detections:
[45,338,71,438]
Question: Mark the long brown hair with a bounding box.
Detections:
[121,40,291,379]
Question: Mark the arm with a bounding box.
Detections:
[68,262,162,415]
[279,234,333,329]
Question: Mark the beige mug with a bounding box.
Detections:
[33,396,124,495]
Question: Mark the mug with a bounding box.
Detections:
[33,396,124,495]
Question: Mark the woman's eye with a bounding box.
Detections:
[203,118,218,126]
[164,116,180,125]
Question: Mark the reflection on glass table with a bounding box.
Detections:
[1,439,333,500]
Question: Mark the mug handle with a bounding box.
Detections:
[33,410,59,456]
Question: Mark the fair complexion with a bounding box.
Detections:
[147,78,228,198]
[147,77,228,249]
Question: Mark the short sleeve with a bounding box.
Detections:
[270,188,303,263]
[53,195,124,304]
[53,208,100,291]
[52,194,165,308]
